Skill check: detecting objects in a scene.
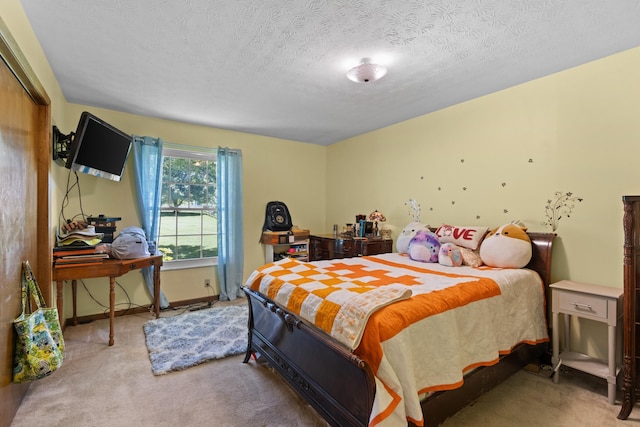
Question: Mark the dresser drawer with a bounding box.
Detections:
[556,290,608,319]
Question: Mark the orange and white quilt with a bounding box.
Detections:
[246,253,549,427]
[245,256,415,349]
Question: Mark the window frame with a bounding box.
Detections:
[159,145,218,271]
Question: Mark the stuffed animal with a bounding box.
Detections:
[479,222,532,268]
[438,242,462,267]
[408,230,441,263]
[396,222,430,254]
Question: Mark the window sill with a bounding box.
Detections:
[160,258,218,271]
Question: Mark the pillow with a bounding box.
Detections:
[479,223,532,268]
[396,222,430,254]
[408,230,441,263]
[434,224,489,250]
[459,247,483,267]
[438,243,462,267]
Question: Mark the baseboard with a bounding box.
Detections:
[62,295,219,328]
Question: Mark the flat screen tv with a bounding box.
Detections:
[65,111,132,182]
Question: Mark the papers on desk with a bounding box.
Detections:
[53,247,110,266]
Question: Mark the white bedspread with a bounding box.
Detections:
[361,253,549,426]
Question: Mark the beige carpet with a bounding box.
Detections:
[9,300,639,427]
[443,366,637,427]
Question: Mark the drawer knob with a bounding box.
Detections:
[572,302,593,311]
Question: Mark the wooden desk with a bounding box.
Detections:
[53,255,163,345]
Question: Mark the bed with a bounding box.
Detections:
[242,232,555,427]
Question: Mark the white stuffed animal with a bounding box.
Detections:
[396,222,430,254]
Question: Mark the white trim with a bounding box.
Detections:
[161,257,218,271]
[162,143,216,160]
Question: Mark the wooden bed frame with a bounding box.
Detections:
[243,232,556,427]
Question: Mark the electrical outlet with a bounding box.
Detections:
[204,278,211,288]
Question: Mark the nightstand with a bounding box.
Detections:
[550,280,623,405]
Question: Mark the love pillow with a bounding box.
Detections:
[434,224,489,250]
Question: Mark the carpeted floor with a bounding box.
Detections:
[443,367,636,426]
[9,299,640,426]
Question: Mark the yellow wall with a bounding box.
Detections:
[4,0,638,360]
[327,46,640,359]
[329,46,640,287]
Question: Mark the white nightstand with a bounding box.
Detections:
[550,280,623,405]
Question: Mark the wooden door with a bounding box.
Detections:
[0,20,51,427]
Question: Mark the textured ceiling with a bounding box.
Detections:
[19,0,640,145]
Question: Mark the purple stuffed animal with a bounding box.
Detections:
[408,230,441,263]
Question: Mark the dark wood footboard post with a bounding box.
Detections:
[242,287,254,364]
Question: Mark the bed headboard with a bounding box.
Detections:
[525,232,556,288]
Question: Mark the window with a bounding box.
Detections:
[158,145,217,269]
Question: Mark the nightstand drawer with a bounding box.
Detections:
[556,290,608,319]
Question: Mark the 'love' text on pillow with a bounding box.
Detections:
[434,225,489,250]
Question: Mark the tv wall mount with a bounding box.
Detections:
[52,125,74,166]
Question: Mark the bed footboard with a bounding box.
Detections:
[243,287,375,427]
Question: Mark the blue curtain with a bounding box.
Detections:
[132,136,169,309]
[216,147,244,301]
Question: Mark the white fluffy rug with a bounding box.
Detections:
[143,303,248,375]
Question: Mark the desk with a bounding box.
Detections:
[53,255,163,346]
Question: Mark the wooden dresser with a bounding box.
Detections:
[619,195,640,419]
[309,234,393,261]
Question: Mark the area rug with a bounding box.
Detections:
[143,303,248,375]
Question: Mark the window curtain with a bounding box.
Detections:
[216,147,244,301]
[132,136,169,309]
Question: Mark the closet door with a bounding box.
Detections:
[0,21,51,427]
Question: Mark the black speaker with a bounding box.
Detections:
[262,201,292,232]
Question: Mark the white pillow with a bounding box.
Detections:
[434,224,488,250]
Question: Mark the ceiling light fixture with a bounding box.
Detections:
[346,58,387,83]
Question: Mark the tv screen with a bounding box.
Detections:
[65,112,132,182]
